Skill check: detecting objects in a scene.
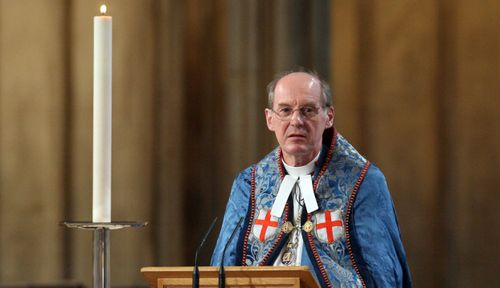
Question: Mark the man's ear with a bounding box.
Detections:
[326,106,335,128]
[265,109,275,131]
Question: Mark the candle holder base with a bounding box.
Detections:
[62,221,147,230]
[61,221,147,288]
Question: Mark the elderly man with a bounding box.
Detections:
[211,70,412,287]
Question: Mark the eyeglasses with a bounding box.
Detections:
[270,105,324,121]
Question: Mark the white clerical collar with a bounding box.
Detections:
[282,152,320,176]
[270,152,320,218]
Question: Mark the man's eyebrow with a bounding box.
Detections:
[276,103,292,107]
[276,102,317,107]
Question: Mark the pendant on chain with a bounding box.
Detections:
[281,241,297,265]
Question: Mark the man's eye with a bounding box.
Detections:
[302,107,315,113]
[279,108,292,114]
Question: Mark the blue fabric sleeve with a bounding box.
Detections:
[211,167,252,266]
[350,164,412,287]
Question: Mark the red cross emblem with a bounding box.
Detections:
[314,210,344,243]
[253,210,279,242]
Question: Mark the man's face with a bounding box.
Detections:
[265,72,334,166]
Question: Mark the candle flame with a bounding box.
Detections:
[100,4,107,15]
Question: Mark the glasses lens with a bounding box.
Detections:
[301,107,317,118]
[274,106,320,120]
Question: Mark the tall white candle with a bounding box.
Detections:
[93,4,112,223]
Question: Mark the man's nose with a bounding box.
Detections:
[289,109,305,125]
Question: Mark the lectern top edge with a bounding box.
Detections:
[141,266,320,288]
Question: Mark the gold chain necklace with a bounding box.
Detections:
[280,184,304,265]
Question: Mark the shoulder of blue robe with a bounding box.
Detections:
[349,164,413,287]
[211,166,253,266]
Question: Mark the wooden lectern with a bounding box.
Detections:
[141,266,319,288]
